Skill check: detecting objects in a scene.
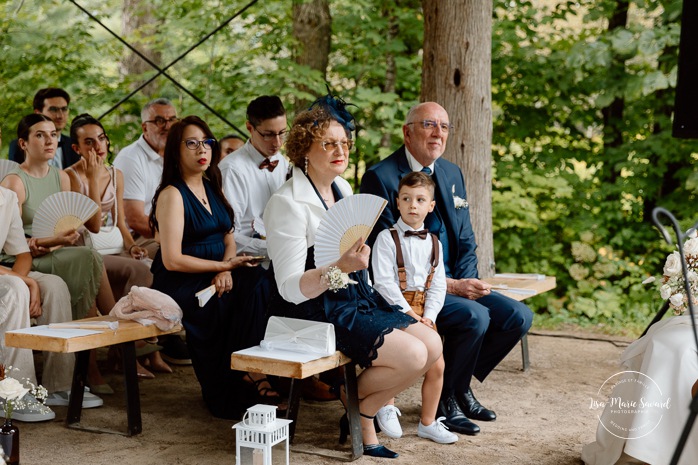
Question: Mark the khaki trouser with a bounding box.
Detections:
[0,273,75,393]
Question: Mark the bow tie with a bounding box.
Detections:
[404,229,429,240]
[259,158,279,172]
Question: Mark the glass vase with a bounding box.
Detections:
[0,418,19,465]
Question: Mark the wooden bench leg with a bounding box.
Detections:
[66,343,142,436]
[285,378,302,442]
[66,349,89,426]
[121,341,143,436]
[343,363,363,461]
[520,334,530,372]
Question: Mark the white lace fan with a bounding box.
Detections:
[32,192,100,238]
[314,194,387,267]
[0,159,19,182]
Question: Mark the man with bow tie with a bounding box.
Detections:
[361,102,533,437]
[220,95,289,257]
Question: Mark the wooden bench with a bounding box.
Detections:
[482,275,556,371]
[231,350,362,461]
[5,315,182,436]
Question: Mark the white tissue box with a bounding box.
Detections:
[261,316,335,357]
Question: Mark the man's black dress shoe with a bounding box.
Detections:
[457,387,497,422]
[438,395,480,435]
[363,444,399,459]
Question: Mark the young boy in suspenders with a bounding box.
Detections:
[372,172,457,444]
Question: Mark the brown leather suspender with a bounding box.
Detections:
[389,228,439,316]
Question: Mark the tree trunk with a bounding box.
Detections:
[421,0,494,278]
[292,0,331,111]
[600,0,629,185]
[120,0,162,97]
[380,3,399,150]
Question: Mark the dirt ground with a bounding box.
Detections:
[16,329,632,465]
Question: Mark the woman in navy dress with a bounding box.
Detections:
[149,116,258,419]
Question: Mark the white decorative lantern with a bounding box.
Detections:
[233,404,292,465]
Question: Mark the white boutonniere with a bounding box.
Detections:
[452,185,468,209]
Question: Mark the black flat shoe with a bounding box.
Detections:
[363,444,399,459]
[457,387,496,422]
[438,394,481,436]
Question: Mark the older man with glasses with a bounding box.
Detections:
[112,98,191,366]
[8,87,80,169]
[361,102,533,438]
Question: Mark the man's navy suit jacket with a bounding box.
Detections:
[360,145,479,280]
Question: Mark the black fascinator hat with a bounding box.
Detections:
[308,87,357,134]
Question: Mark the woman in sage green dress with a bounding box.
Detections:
[1,114,109,389]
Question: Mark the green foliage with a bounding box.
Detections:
[491,0,698,333]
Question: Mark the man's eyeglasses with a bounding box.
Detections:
[253,126,288,142]
[406,120,453,133]
[182,138,216,150]
[47,106,69,115]
[319,139,354,152]
[144,116,179,128]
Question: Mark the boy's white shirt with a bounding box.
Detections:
[372,217,446,322]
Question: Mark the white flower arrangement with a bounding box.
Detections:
[650,229,698,315]
[0,365,48,420]
[452,185,468,210]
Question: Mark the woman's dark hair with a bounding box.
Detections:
[14,114,55,163]
[148,115,234,233]
[69,113,111,155]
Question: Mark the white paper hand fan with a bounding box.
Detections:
[0,159,19,183]
[31,192,100,238]
[314,194,387,267]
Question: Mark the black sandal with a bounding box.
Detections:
[243,373,282,403]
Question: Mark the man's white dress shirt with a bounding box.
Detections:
[372,217,446,323]
[220,140,289,256]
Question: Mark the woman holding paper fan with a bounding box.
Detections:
[0,113,113,390]
[149,115,260,419]
[67,113,170,378]
[264,95,442,459]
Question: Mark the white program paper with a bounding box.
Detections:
[8,325,103,339]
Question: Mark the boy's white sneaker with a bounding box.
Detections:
[418,417,459,444]
[375,405,402,438]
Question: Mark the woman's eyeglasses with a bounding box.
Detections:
[319,139,354,152]
[182,138,216,150]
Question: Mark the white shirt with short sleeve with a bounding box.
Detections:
[372,217,446,323]
[0,186,31,256]
[220,140,289,256]
[113,134,163,217]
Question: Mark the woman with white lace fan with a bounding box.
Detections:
[66,114,170,379]
[0,114,112,391]
[264,95,442,459]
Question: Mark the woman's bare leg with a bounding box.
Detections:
[356,323,442,445]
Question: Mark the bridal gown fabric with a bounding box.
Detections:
[151,181,258,419]
[582,314,698,465]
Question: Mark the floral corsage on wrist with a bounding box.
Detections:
[452,185,468,209]
[320,266,358,292]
